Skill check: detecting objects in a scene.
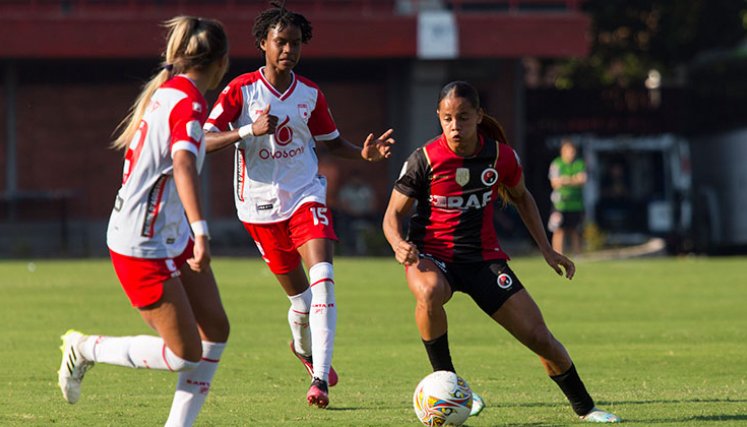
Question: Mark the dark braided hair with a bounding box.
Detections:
[438,81,516,204]
[252,1,313,51]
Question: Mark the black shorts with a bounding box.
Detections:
[420,254,525,316]
[548,210,584,232]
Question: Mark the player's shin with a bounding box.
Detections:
[422,332,456,373]
[165,341,226,427]
[550,363,595,416]
[308,262,336,382]
[80,335,198,371]
[288,287,312,355]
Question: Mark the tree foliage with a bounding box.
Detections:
[553,0,747,89]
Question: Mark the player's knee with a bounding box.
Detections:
[309,262,335,300]
[413,281,446,309]
[165,346,201,371]
[204,315,230,343]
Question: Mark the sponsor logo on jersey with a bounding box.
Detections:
[481,167,498,186]
[455,168,470,186]
[274,116,294,146]
[298,103,309,120]
[497,273,513,289]
[259,145,305,160]
[257,204,273,211]
[429,190,492,210]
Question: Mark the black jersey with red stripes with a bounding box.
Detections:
[394,134,523,262]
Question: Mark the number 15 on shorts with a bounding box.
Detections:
[310,206,329,226]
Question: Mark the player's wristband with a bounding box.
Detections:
[190,220,210,239]
[238,124,254,139]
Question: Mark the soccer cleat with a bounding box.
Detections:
[580,407,621,423]
[289,341,338,387]
[306,377,329,408]
[57,329,94,404]
[470,391,485,416]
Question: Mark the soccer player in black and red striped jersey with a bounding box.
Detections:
[383,81,620,423]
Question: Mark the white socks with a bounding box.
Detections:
[165,341,226,427]
[308,262,336,383]
[79,335,198,371]
[78,336,225,427]
[288,287,312,356]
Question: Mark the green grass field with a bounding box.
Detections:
[1,256,746,426]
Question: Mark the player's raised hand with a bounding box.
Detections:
[361,128,395,162]
[251,104,278,136]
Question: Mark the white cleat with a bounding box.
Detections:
[57,329,94,404]
[581,407,621,423]
[469,391,485,416]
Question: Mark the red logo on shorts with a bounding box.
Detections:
[497,273,513,289]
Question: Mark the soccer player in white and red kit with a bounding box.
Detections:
[204,2,394,408]
[57,17,231,426]
[383,81,621,423]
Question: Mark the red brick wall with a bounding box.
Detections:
[7,79,390,221]
[15,83,132,218]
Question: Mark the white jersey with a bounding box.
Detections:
[204,68,339,223]
[107,76,207,258]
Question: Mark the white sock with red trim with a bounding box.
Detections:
[308,262,336,383]
[79,335,197,371]
[288,287,312,356]
[165,341,226,427]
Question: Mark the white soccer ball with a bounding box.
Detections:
[412,370,473,426]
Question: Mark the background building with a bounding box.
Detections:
[0,0,590,257]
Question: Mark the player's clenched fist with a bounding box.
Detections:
[252,104,278,136]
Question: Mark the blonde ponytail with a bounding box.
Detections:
[112,16,227,150]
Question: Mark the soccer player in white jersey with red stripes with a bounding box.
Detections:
[57,17,231,426]
[204,1,394,409]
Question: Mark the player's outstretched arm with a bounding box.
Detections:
[507,175,575,279]
[322,129,395,161]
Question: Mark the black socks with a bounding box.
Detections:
[422,332,456,373]
[550,363,595,416]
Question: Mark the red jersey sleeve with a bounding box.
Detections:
[205,79,244,132]
[308,88,339,140]
[169,97,204,157]
[499,144,523,188]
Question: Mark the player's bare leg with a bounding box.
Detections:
[166,265,229,426]
[493,289,619,422]
[406,259,484,415]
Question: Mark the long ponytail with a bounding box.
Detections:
[112,16,227,150]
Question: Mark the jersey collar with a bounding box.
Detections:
[258,67,298,101]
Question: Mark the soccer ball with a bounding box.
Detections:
[413,371,473,426]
